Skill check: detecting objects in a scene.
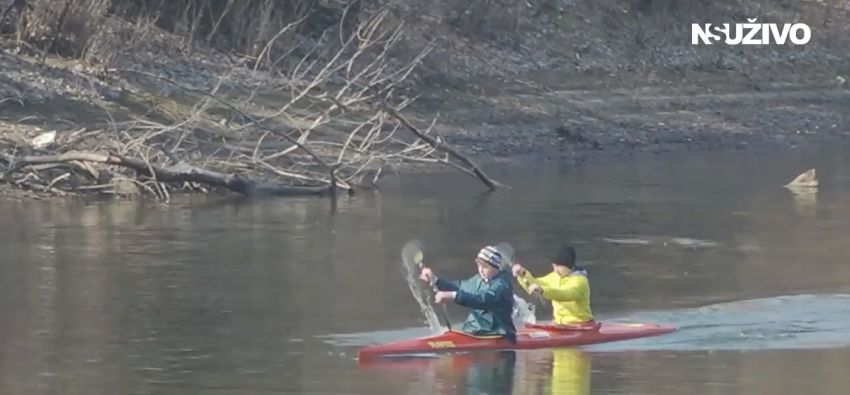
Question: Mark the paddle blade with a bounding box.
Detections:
[402,239,425,268]
[494,242,515,271]
[398,239,443,333]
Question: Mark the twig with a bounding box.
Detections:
[45,172,70,191]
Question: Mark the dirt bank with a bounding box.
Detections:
[1,1,848,198]
[413,73,850,169]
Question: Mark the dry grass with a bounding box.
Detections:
[15,0,111,60]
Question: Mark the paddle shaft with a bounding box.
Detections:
[517,270,547,306]
[496,242,546,307]
[412,250,452,332]
[422,262,452,331]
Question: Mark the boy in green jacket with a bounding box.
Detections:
[419,245,517,343]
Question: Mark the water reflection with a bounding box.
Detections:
[359,352,516,394]
[549,349,591,395]
[460,351,516,395]
[360,348,592,395]
[785,185,817,216]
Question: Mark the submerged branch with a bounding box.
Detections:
[3,151,340,197]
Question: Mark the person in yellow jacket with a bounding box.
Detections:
[511,243,594,325]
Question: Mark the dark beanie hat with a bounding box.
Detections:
[552,244,576,268]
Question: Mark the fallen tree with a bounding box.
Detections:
[0,151,342,198]
[0,5,506,200]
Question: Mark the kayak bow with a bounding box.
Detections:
[357,321,675,360]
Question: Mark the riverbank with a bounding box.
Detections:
[1,1,849,199]
[415,72,850,170]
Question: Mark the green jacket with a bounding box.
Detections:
[435,271,517,341]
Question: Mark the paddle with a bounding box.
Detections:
[402,239,452,331]
[495,242,546,307]
[494,242,516,272]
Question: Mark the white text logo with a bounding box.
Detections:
[692,19,811,45]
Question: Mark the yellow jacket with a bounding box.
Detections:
[517,269,593,324]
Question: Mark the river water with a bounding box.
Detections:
[1,144,849,394]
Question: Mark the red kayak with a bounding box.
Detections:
[358,321,675,360]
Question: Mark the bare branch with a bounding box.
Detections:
[382,104,507,191]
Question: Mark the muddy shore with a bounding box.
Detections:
[416,74,850,171]
[2,2,849,198]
